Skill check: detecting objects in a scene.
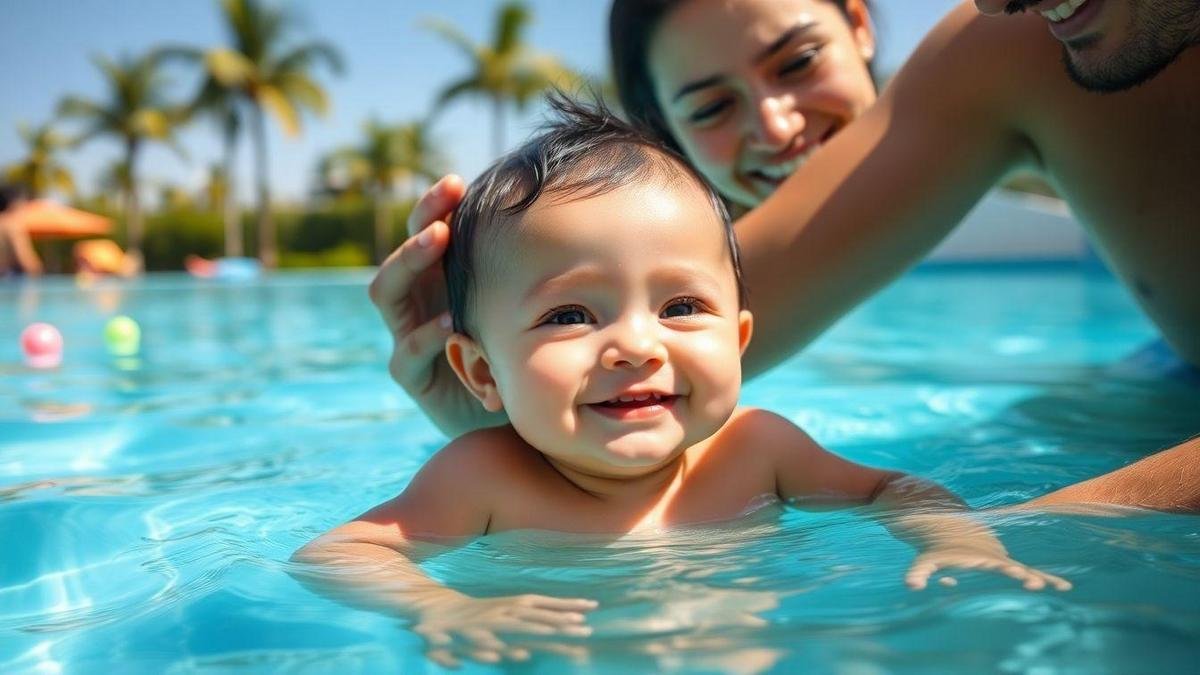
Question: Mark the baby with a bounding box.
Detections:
[294,96,1069,666]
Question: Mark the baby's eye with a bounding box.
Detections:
[661,297,702,318]
[540,305,594,326]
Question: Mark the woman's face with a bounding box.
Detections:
[648,0,877,209]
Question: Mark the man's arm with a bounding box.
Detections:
[737,3,1037,377]
[751,409,1069,590]
[1018,436,1200,513]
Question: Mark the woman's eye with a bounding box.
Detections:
[779,49,819,76]
[543,307,592,326]
[661,298,700,318]
[688,99,731,124]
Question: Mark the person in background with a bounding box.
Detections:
[0,183,44,277]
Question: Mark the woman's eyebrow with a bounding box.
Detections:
[754,21,818,64]
[671,21,819,102]
[673,74,724,102]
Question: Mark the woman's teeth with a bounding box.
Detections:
[1042,0,1087,22]
[752,146,818,182]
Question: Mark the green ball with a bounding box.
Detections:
[104,316,141,356]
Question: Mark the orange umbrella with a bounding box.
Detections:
[11,199,111,239]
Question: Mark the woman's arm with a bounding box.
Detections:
[368,175,507,436]
[736,4,1037,377]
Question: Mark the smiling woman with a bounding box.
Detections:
[610,0,877,210]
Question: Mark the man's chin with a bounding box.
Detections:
[1063,46,1178,93]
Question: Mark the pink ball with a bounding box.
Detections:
[20,322,63,369]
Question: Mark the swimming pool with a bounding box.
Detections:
[3,267,1198,673]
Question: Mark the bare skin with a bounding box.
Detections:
[295,409,1070,665]
[368,2,1200,508]
[328,174,1070,667]
[738,3,1200,374]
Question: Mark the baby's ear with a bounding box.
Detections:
[737,309,754,356]
[445,333,504,412]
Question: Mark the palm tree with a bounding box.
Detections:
[3,121,76,198]
[58,52,186,262]
[182,0,342,268]
[425,1,579,158]
[177,75,245,257]
[319,119,445,263]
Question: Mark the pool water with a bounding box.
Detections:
[2,267,1198,673]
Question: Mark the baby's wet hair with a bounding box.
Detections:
[445,92,745,337]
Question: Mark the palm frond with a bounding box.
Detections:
[257,85,301,136]
[274,41,344,77]
[431,76,483,114]
[422,18,483,61]
[494,2,530,56]
[273,72,329,116]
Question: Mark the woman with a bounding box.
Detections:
[610,0,877,214]
[368,0,1200,512]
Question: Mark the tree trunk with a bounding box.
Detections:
[251,104,276,268]
[374,185,392,265]
[125,139,144,263]
[492,96,505,159]
[221,117,243,258]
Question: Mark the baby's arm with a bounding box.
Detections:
[746,410,1070,591]
[291,430,596,666]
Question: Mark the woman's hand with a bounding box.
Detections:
[413,591,598,668]
[369,174,506,436]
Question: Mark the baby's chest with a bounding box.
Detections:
[489,468,779,534]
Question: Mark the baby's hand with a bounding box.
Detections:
[412,592,597,667]
[905,546,1072,592]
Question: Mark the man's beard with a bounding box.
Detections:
[1063,0,1200,92]
[1004,0,1200,92]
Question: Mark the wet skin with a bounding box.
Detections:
[737,2,1200,373]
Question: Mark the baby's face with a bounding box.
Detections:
[453,179,752,478]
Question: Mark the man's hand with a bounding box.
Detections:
[369,174,506,436]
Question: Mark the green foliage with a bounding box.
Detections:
[278,196,413,253]
[122,197,410,271]
[142,207,227,270]
[279,241,371,268]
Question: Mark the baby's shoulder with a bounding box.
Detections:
[423,424,546,485]
[708,407,818,456]
[720,407,807,439]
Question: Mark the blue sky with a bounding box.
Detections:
[0,0,960,204]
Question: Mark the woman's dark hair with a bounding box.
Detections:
[0,183,27,212]
[609,0,876,153]
[445,92,746,337]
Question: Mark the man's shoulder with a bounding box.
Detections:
[897,3,1066,106]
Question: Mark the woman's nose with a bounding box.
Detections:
[601,315,666,370]
[750,95,805,151]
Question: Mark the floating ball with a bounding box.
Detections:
[104,316,141,357]
[20,323,63,369]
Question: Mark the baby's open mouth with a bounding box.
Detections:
[588,393,680,419]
